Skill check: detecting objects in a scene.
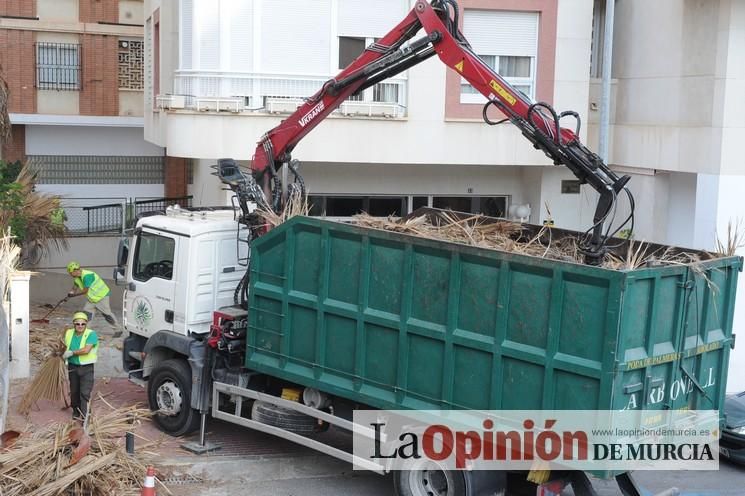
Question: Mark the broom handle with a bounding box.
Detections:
[37,296,69,321]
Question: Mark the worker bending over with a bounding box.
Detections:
[66,261,121,337]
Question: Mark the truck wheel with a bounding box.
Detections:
[251,400,318,435]
[394,461,468,496]
[147,358,200,436]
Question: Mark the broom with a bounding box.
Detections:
[19,350,69,415]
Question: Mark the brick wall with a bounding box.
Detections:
[0,0,35,18]
[80,34,119,116]
[0,29,36,114]
[1,125,26,163]
[79,0,118,24]
[164,155,188,198]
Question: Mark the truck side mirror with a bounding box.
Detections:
[113,266,126,286]
[117,237,129,267]
[114,237,129,286]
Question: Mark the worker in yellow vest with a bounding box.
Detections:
[62,312,99,421]
[66,261,121,337]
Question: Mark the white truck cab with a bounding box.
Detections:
[118,207,248,339]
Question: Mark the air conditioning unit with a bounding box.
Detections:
[265,98,302,114]
[156,94,186,109]
[195,97,243,113]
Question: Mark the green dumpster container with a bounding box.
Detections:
[247,211,741,417]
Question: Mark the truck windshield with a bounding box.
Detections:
[133,232,175,281]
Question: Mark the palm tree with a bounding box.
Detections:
[0,161,68,267]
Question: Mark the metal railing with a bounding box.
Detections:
[61,198,127,235]
[59,196,194,235]
[171,71,407,117]
[130,196,193,227]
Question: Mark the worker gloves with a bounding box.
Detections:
[62,350,73,360]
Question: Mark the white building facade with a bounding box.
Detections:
[586,0,745,391]
[145,0,596,227]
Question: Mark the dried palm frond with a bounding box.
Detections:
[259,192,310,228]
[0,228,20,300]
[29,326,66,362]
[604,239,651,270]
[19,354,68,414]
[715,220,745,257]
[0,402,169,496]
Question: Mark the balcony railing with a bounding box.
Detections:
[169,71,407,118]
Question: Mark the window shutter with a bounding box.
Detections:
[261,0,331,74]
[180,0,192,69]
[338,0,408,38]
[195,0,219,70]
[463,10,539,57]
[227,0,253,72]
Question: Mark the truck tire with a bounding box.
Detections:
[251,400,317,435]
[394,462,468,496]
[148,358,200,437]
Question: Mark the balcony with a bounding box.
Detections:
[169,71,407,118]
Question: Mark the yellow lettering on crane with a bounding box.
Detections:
[489,79,516,106]
[454,60,464,73]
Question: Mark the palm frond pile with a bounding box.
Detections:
[352,212,728,270]
[0,404,169,496]
[354,212,586,264]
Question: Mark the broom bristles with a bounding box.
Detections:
[19,355,69,414]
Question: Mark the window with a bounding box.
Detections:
[590,0,606,78]
[339,36,366,68]
[461,55,534,101]
[308,195,507,218]
[338,36,402,105]
[432,196,508,217]
[308,195,408,217]
[133,232,175,281]
[460,10,538,103]
[36,42,81,90]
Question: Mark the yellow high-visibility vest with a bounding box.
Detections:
[64,327,98,365]
[73,269,110,303]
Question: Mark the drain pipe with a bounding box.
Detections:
[598,0,615,162]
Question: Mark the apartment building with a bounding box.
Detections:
[145,0,595,229]
[585,0,745,391]
[0,0,178,215]
[145,0,745,390]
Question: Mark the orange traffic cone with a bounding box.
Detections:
[141,465,156,496]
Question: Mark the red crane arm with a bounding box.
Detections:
[219,0,634,263]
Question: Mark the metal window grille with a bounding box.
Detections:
[35,42,81,91]
[27,155,165,184]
